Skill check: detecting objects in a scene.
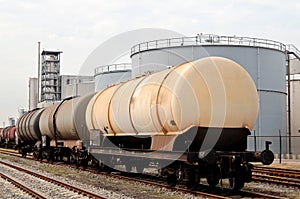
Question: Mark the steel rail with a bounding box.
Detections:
[0,171,46,199]
[0,148,287,198]
[0,160,106,199]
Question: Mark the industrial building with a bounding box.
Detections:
[28,77,38,111]
[59,75,94,99]
[40,50,62,102]
[290,57,300,154]
[29,49,95,109]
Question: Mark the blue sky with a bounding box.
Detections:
[0,0,300,124]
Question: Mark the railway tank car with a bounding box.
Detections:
[16,93,95,163]
[86,56,274,190]
[38,93,95,142]
[0,126,16,148]
[12,56,274,190]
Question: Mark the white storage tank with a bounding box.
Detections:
[131,34,287,153]
[94,63,132,91]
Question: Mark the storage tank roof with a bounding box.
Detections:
[130,34,286,56]
[94,63,132,76]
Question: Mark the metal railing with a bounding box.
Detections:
[287,44,300,59]
[131,34,286,55]
[94,63,132,75]
[248,134,300,162]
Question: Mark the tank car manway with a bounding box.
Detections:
[0,160,106,199]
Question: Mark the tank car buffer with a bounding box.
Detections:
[85,57,275,190]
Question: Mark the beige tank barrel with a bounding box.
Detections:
[55,98,80,139]
[86,57,259,136]
[39,103,59,139]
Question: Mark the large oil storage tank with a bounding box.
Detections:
[130,34,287,153]
[94,63,132,91]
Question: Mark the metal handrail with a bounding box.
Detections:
[94,63,132,75]
[287,44,300,59]
[131,34,286,55]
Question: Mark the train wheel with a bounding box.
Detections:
[69,154,76,164]
[243,164,252,183]
[186,168,200,190]
[229,176,245,190]
[82,160,88,169]
[33,151,39,160]
[206,175,219,187]
[206,165,220,187]
[230,166,246,191]
[166,169,177,187]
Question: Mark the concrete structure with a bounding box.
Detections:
[60,75,94,99]
[8,117,15,126]
[286,45,300,154]
[290,76,300,153]
[40,50,62,102]
[290,48,300,154]
[290,59,300,75]
[37,75,94,108]
[28,77,38,111]
[94,63,131,91]
[130,34,288,153]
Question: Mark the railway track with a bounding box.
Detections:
[253,166,300,189]
[76,163,282,199]
[0,148,33,159]
[0,149,287,198]
[0,171,46,199]
[0,159,106,199]
[113,173,282,199]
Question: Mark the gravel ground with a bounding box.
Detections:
[243,182,300,199]
[0,154,200,199]
[0,163,91,199]
[0,176,35,199]
[1,153,300,198]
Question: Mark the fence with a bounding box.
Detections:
[248,134,300,163]
[131,34,286,55]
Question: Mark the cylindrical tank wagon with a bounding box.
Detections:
[16,108,44,143]
[87,57,258,137]
[38,94,95,142]
[16,93,96,161]
[0,126,16,148]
